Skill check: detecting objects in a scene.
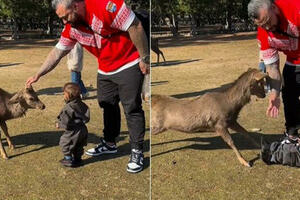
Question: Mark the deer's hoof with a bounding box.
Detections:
[245,162,252,167]
[3,156,9,160]
[9,145,15,150]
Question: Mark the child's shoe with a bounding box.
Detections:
[60,156,73,167]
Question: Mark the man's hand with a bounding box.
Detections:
[266,92,280,118]
[26,75,40,87]
[139,61,150,74]
[141,73,150,102]
[265,60,281,118]
[55,122,60,129]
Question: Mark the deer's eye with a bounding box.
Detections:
[29,97,34,101]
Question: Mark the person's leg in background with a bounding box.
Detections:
[71,70,89,98]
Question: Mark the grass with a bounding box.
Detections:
[151,32,300,200]
[0,39,150,200]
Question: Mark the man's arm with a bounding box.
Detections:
[266,59,281,96]
[26,47,70,86]
[127,17,149,74]
[265,59,282,117]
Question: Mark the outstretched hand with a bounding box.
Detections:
[266,92,280,118]
[26,75,40,87]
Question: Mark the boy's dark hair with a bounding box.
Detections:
[63,82,81,101]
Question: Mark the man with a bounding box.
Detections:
[248,0,300,141]
[26,0,149,173]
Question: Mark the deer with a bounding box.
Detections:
[0,85,45,159]
[151,68,267,167]
[151,37,166,64]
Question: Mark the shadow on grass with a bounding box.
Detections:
[37,86,97,96]
[151,59,200,67]
[151,132,282,160]
[157,33,257,48]
[171,83,233,99]
[6,130,150,170]
[0,62,23,68]
[0,39,57,50]
[151,81,169,87]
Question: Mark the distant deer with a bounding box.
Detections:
[151,37,166,64]
[0,86,45,159]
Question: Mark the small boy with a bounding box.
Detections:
[56,82,90,167]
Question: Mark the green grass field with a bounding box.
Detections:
[0,39,150,200]
[151,32,300,200]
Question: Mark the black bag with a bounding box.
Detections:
[270,140,300,167]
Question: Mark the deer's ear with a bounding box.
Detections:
[8,93,22,104]
[25,84,33,91]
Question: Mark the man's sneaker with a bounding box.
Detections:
[260,137,272,165]
[60,156,73,167]
[85,138,117,156]
[127,149,144,173]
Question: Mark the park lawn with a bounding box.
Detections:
[0,39,150,200]
[151,32,300,200]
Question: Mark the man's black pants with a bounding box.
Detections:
[282,64,300,136]
[97,64,145,150]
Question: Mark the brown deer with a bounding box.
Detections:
[151,68,267,167]
[0,86,45,159]
[151,37,166,64]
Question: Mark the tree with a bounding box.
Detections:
[0,0,57,38]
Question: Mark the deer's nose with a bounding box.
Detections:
[40,104,46,110]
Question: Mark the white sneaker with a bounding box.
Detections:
[127,149,144,173]
[85,138,117,156]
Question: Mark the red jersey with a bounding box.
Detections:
[257,0,300,66]
[56,0,140,73]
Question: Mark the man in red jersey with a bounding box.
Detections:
[26,0,149,173]
[248,0,300,141]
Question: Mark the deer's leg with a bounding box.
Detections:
[229,121,259,148]
[157,52,160,64]
[0,123,8,159]
[0,121,14,149]
[151,126,166,135]
[216,127,250,167]
[160,51,166,62]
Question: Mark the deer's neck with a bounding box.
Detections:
[9,103,28,119]
[226,81,251,114]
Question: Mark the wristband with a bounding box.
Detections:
[142,55,150,64]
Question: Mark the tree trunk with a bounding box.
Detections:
[225,1,233,31]
[46,14,53,35]
[11,18,19,40]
